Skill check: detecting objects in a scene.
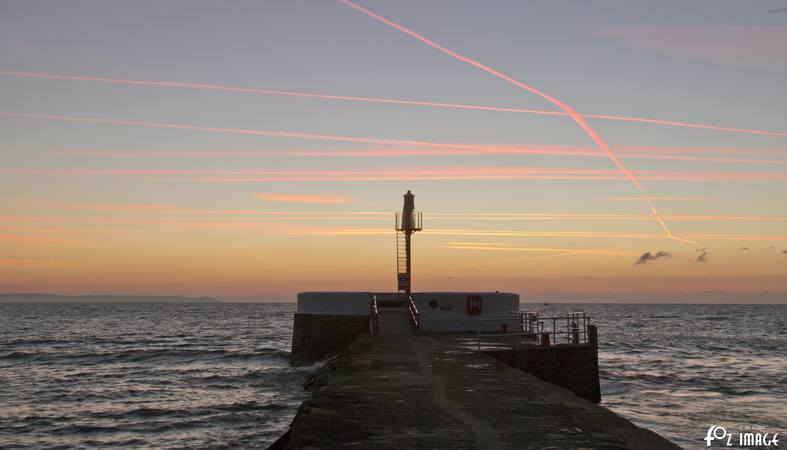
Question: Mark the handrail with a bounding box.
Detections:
[476,311,592,350]
[370,295,380,335]
[522,311,591,346]
[395,211,423,231]
[406,295,420,333]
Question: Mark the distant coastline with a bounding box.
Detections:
[0,293,221,304]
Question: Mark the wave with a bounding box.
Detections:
[0,351,36,360]
[697,316,729,321]
[27,348,293,364]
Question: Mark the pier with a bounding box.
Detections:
[276,334,680,449]
[275,191,680,449]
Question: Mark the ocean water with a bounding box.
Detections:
[1,303,784,449]
[528,303,786,450]
[0,303,310,449]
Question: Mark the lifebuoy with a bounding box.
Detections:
[466,295,483,315]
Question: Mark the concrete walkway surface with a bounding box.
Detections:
[280,334,681,450]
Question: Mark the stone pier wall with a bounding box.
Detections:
[485,325,601,402]
[290,314,370,365]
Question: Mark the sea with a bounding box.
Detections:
[0,303,784,449]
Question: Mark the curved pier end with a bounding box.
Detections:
[290,291,521,365]
[275,334,680,450]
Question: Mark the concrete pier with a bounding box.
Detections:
[275,334,680,449]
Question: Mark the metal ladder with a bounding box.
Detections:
[396,229,409,296]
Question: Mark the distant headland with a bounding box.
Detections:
[0,293,221,304]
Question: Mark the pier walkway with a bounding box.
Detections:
[281,334,680,450]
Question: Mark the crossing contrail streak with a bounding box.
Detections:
[338,0,677,241]
[28,111,785,168]
[2,69,785,138]
[5,112,784,170]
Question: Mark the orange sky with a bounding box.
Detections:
[1,2,786,302]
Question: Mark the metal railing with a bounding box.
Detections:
[522,311,591,346]
[395,211,423,231]
[406,295,420,333]
[370,295,380,335]
[476,311,591,350]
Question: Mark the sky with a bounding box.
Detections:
[1,0,786,302]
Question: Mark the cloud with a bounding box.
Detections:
[635,251,672,265]
[739,247,750,251]
[697,251,708,263]
[597,26,787,69]
[253,192,354,204]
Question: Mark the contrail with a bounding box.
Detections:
[2,216,782,242]
[12,111,784,169]
[440,243,641,257]
[60,144,787,156]
[10,203,787,222]
[8,205,787,222]
[4,165,784,182]
[615,146,787,156]
[288,227,785,242]
[59,147,787,166]
[2,69,786,138]
[0,111,539,151]
[598,196,705,202]
[338,0,677,241]
[284,227,676,240]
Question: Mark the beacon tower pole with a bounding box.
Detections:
[395,190,422,299]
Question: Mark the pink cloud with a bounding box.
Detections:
[252,192,354,204]
[597,26,787,69]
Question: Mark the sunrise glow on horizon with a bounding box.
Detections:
[1,1,786,302]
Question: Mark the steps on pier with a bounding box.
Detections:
[377,307,415,335]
